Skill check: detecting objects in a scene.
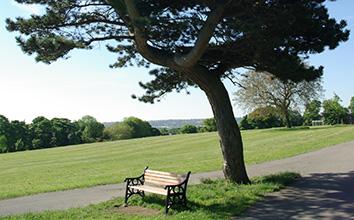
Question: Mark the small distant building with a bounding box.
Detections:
[312,120,324,126]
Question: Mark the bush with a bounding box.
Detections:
[247,107,283,129]
[104,123,134,140]
[180,124,198,134]
[288,110,304,127]
[104,117,159,140]
[202,118,217,132]
[240,115,254,130]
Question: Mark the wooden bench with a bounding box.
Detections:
[124,167,191,214]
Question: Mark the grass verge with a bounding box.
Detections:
[0,172,300,220]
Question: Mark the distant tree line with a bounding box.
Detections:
[0,115,106,153]
[240,94,354,130]
[0,115,220,154]
[2,94,351,154]
[0,115,164,154]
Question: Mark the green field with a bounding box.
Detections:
[1,125,354,199]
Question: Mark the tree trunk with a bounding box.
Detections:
[190,73,250,184]
[283,108,292,128]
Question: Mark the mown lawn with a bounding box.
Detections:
[1,172,300,220]
[0,125,353,199]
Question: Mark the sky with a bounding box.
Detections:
[0,1,353,123]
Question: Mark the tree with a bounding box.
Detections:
[122,117,153,138]
[104,122,134,140]
[322,94,348,125]
[289,110,304,127]
[51,118,82,146]
[350,97,354,113]
[303,100,322,126]
[202,118,217,132]
[77,116,104,143]
[103,117,156,140]
[247,107,283,129]
[240,116,253,130]
[349,97,354,123]
[9,120,31,151]
[30,116,53,149]
[0,135,8,153]
[0,115,11,152]
[234,71,323,128]
[180,124,198,134]
[6,1,349,183]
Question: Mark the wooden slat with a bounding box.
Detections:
[145,175,181,184]
[130,185,167,195]
[145,169,179,177]
[145,172,182,181]
[145,177,181,186]
[143,169,188,186]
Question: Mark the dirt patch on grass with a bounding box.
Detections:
[112,205,160,216]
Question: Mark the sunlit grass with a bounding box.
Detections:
[0,125,353,199]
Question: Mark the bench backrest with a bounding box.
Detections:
[144,169,186,186]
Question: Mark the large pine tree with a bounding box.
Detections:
[6,0,349,183]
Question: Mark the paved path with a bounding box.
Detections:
[238,140,354,220]
[1,140,354,218]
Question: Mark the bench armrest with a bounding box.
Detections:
[124,167,149,186]
[124,174,144,182]
[164,171,191,190]
[124,174,145,186]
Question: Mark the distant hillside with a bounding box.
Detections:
[149,119,204,128]
[103,122,117,128]
[104,118,242,129]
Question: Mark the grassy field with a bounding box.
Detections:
[0,125,354,199]
[1,173,299,220]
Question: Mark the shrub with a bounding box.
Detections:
[180,124,198,134]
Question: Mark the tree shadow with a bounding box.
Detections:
[238,171,354,219]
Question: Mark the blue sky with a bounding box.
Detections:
[0,1,353,123]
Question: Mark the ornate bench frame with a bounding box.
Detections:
[124,167,191,214]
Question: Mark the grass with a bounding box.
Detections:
[0,125,353,199]
[0,172,300,220]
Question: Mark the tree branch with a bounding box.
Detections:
[122,0,174,67]
[174,4,227,67]
[85,35,133,45]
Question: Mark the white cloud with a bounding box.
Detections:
[10,1,42,14]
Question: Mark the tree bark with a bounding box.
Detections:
[283,108,292,128]
[187,71,250,184]
[207,79,250,183]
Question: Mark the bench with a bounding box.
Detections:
[124,167,191,214]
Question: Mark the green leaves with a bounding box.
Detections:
[16,35,85,63]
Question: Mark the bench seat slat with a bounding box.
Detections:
[130,185,167,195]
[145,169,179,177]
[145,176,181,185]
[145,172,182,181]
[145,179,180,186]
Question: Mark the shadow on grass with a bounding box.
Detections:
[126,172,300,218]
